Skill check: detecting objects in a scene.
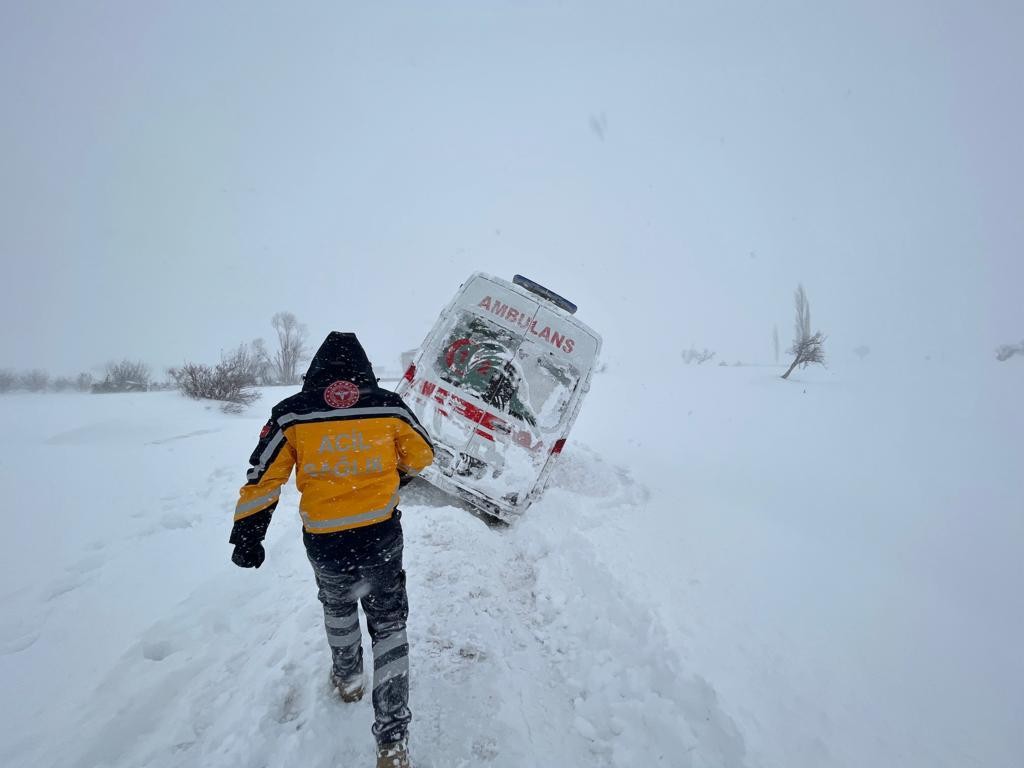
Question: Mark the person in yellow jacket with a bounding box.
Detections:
[230,332,433,768]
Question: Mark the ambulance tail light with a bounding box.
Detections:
[551,439,566,455]
[403,364,416,383]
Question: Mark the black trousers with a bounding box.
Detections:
[304,511,410,746]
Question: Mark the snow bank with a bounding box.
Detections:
[572,361,1024,768]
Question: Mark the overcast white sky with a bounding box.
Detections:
[2,1,1021,375]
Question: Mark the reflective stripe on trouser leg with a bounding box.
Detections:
[370,632,410,745]
[363,566,410,745]
[372,629,409,692]
[325,607,363,681]
[325,610,362,652]
[309,561,365,682]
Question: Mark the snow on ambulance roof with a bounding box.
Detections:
[457,273,601,364]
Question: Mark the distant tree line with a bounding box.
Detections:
[0,360,161,395]
[1,368,91,394]
[0,311,310,414]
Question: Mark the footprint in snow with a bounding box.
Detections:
[142,640,177,662]
[43,557,103,602]
[146,429,222,445]
[0,628,41,655]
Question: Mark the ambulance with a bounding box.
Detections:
[396,273,602,522]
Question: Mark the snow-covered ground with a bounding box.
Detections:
[1,360,1021,768]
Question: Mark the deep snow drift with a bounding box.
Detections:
[1,360,1021,768]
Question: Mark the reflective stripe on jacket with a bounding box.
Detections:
[235,400,433,533]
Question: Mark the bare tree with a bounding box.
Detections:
[781,284,826,380]
[250,338,275,385]
[794,284,811,342]
[52,376,75,392]
[0,369,15,394]
[21,369,50,392]
[269,312,309,385]
[772,325,780,365]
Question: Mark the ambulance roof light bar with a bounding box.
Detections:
[512,275,578,315]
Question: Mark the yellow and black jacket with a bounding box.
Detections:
[230,333,434,547]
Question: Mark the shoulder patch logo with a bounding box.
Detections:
[259,422,272,439]
[324,380,360,409]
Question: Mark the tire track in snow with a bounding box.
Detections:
[388,444,745,767]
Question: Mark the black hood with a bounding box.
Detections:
[302,332,377,392]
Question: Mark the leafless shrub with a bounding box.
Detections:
[94,360,150,393]
[52,376,75,392]
[227,342,270,387]
[0,369,15,393]
[170,347,262,413]
[782,284,827,379]
[169,363,215,400]
[681,346,716,365]
[76,372,94,392]
[995,341,1024,362]
[20,369,50,392]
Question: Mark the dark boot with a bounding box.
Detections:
[329,670,365,703]
[376,737,410,768]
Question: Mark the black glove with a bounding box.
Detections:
[398,471,415,487]
[231,542,265,569]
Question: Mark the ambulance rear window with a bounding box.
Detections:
[428,310,578,431]
[431,311,534,423]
